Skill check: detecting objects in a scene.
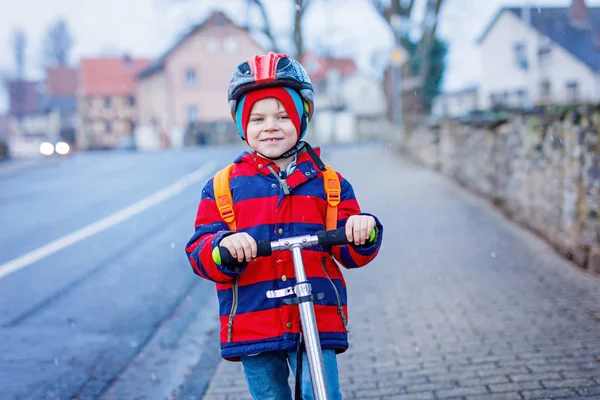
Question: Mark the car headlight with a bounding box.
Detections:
[40,142,54,156]
[55,142,70,155]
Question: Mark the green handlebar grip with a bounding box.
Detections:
[369,228,376,243]
[212,246,221,265]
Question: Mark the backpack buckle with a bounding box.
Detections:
[327,188,340,206]
[217,196,235,223]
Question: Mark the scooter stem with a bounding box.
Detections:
[291,244,330,400]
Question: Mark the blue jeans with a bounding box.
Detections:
[240,349,342,400]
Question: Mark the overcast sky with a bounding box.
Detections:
[1,0,598,113]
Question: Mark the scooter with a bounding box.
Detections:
[214,227,355,400]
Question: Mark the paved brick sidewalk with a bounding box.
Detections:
[200,146,600,400]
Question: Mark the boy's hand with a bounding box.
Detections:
[219,233,257,263]
[345,215,376,246]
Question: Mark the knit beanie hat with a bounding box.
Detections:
[235,87,306,142]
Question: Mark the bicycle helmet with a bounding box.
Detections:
[228,52,314,140]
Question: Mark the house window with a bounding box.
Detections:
[538,38,552,66]
[104,97,112,109]
[206,37,219,53]
[188,106,198,123]
[540,80,552,98]
[106,121,113,133]
[129,96,136,106]
[186,69,196,86]
[566,81,579,102]
[538,37,552,57]
[224,37,238,53]
[513,42,528,70]
[516,89,528,107]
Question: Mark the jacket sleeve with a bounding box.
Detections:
[330,173,383,269]
[184,179,248,283]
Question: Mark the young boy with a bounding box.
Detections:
[185,52,383,400]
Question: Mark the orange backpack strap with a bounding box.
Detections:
[322,165,340,231]
[213,164,236,231]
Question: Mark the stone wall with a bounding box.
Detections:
[399,107,600,275]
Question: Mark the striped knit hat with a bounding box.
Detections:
[235,87,307,142]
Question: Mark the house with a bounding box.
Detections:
[302,51,358,109]
[44,65,78,145]
[135,10,266,148]
[431,86,479,118]
[477,0,600,110]
[77,55,150,150]
[6,80,56,141]
[302,52,387,143]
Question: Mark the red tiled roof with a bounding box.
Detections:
[302,52,357,82]
[80,57,151,96]
[46,66,78,96]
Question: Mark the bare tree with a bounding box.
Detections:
[244,0,311,59]
[13,28,26,79]
[415,0,444,87]
[246,0,280,52]
[372,0,444,84]
[292,0,310,60]
[43,18,73,67]
[10,28,27,123]
[371,0,445,124]
[167,2,312,60]
[371,0,416,47]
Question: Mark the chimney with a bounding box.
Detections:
[570,0,589,27]
[122,53,132,69]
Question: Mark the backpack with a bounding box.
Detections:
[213,163,341,232]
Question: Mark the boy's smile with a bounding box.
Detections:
[246,98,298,161]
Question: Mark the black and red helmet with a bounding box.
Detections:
[228,52,315,134]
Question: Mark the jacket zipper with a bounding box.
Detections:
[267,165,290,195]
[227,277,239,342]
[269,164,288,334]
[321,257,349,332]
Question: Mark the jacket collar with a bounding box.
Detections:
[235,146,322,177]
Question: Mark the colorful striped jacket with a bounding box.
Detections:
[185,147,383,361]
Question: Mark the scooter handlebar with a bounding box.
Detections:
[315,227,350,247]
[213,227,371,268]
[213,239,272,267]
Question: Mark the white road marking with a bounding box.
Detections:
[0,160,217,280]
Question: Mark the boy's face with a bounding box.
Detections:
[246,98,298,159]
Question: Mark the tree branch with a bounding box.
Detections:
[248,0,279,52]
[417,0,444,82]
[371,0,414,23]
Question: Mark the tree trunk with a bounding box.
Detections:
[294,0,304,60]
[249,0,279,52]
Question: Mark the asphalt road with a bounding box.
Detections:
[0,144,250,400]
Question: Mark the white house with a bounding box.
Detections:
[431,86,479,118]
[477,0,600,110]
[302,52,388,143]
